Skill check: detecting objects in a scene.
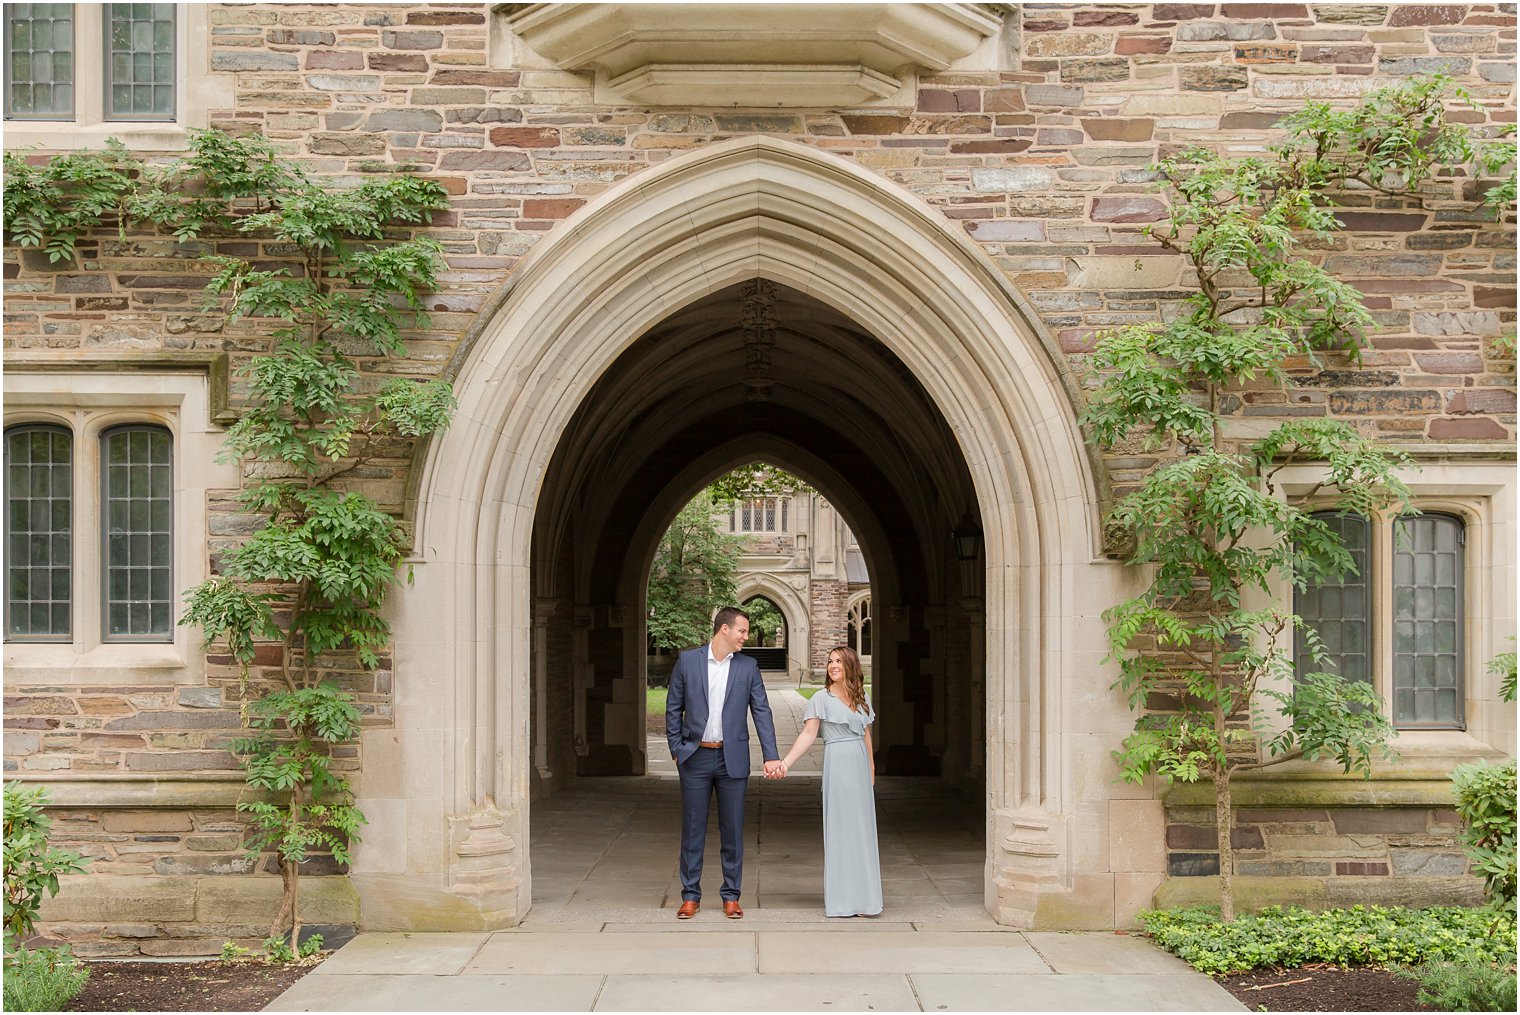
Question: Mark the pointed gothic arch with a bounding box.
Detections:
[364,136,1124,931]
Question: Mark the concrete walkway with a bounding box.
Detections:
[267,680,1244,1010]
[267,927,1244,1011]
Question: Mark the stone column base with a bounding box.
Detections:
[351,872,526,932]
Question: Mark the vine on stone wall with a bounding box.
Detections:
[4,130,453,954]
[1082,76,1516,923]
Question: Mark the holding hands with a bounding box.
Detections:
[763,759,787,779]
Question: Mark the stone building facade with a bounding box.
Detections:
[716,489,872,681]
[2,3,1515,953]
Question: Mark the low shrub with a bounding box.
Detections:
[1452,757,1518,925]
[2,944,89,1012]
[1404,955,1518,1013]
[4,781,91,950]
[1140,904,1518,975]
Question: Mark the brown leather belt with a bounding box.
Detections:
[698,741,723,749]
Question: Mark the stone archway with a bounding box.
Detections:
[360,136,1119,931]
[735,576,809,680]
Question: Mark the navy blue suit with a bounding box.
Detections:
[666,645,779,902]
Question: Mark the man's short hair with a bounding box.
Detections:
[712,606,749,634]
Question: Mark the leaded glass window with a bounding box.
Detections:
[102,425,173,641]
[106,3,175,120]
[1393,513,1464,727]
[4,4,75,120]
[1294,512,1371,684]
[4,425,73,640]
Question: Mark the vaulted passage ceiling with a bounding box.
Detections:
[532,278,987,780]
[537,279,979,602]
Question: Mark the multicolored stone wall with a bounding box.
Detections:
[808,579,852,676]
[7,4,1513,454]
[1159,800,1485,909]
[3,2,1515,949]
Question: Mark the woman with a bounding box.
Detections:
[777,645,882,918]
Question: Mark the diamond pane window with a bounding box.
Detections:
[102,425,172,640]
[4,426,73,640]
[105,3,174,120]
[1392,513,1464,727]
[4,4,75,120]
[1295,512,1371,685]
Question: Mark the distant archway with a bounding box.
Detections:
[738,582,807,679]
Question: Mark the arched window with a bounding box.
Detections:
[731,497,787,533]
[1294,509,1467,729]
[4,424,73,640]
[847,596,872,657]
[1392,513,1464,727]
[101,424,173,641]
[1294,512,1370,686]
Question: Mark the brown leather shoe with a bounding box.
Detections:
[723,900,743,919]
[677,900,699,919]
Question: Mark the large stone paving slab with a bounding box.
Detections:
[310,933,488,975]
[908,973,1248,1011]
[267,973,602,1012]
[1024,932,1195,975]
[594,972,920,1011]
[464,931,757,974]
[757,930,1050,974]
[602,920,918,932]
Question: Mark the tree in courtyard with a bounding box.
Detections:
[4,130,454,955]
[1083,76,1516,921]
[647,489,744,652]
[744,597,786,647]
[707,462,812,502]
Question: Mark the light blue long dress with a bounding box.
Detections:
[804,690,883,917]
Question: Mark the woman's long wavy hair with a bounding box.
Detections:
[826,645,869,713]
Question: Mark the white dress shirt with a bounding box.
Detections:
[702,642,731,742]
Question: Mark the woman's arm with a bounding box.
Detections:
[864,726,874,786]
[780,717,821,773]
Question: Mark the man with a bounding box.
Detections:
[665,606,782,919]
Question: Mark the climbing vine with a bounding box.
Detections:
[4,129,453,954]
[1083,76,1515,922]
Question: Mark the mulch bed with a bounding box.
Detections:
[68,959,319,1013]
[1217,964,1439,1012]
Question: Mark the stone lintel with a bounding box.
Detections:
[610,64,902,106]
[3,351,233,423]
[505,2,1000,105]
[13,774,255,809]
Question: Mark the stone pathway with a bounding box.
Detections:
[541,679,980,922]
[268,928,1244,1011]
[267,679,1244,1010]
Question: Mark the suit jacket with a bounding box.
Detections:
[666,645,779,778]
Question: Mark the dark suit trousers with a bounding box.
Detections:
[677,746,745,902]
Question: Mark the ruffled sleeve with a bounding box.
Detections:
[804,691,825,723]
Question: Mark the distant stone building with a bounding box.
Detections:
[2,2,1514,952]
[722,490,873,680]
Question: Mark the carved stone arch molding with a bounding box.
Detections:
[367,136,1129,931]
